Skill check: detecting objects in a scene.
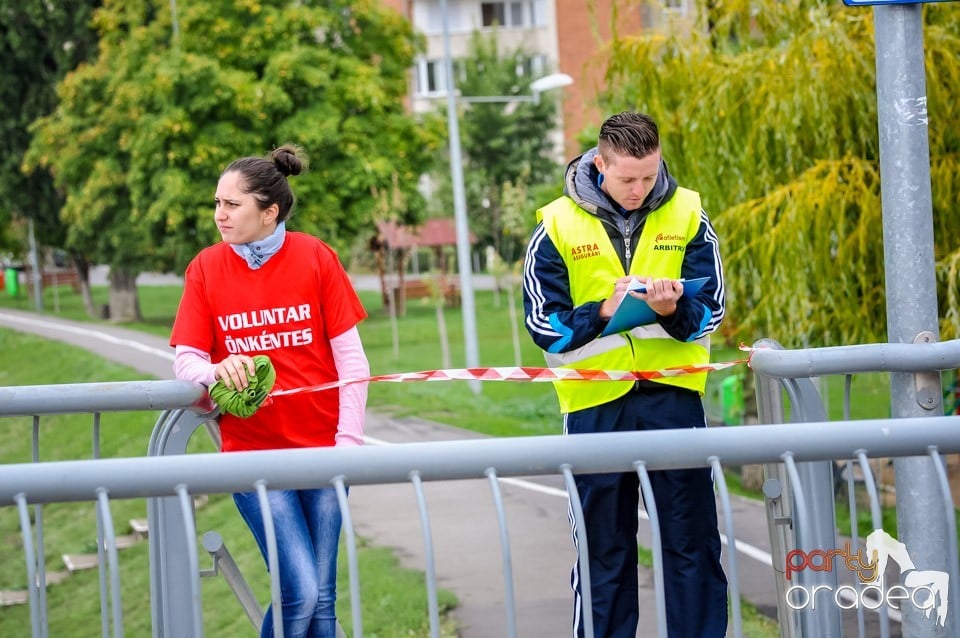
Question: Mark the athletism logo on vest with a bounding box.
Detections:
[653,232,686,252]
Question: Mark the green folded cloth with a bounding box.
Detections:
[208,355,276,418]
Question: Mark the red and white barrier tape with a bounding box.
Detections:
[270,357,750,397]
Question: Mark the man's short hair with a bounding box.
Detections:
[598,112,660,161]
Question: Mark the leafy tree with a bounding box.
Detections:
[429,31,565,265]
[598,0,960,347]
[25,0,441,320]
[0,0,100,271]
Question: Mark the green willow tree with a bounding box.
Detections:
[598,0,960,347]
[25,0,441,321]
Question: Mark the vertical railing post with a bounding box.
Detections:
[786,377,842,637]
[753,340,801,638]
[752,338,841,637]
[146,408,216,637]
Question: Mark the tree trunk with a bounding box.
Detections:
[396,249,408,316]
[435,296,451,370]
[370,232,389,312]
[107,267,142,322]
[506,279,522,367]
[71,253,98,319]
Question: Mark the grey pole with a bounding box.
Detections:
[440,0,481,394]
[169,0,179,39]
[753,339,840,637]
[27,218,43,312]
[873,5,949,637]
[147,409,213,638]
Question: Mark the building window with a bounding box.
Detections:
[415,59,470,98]
[640,2,657,28]
[481,2,506,26]
[664,0,687,14]
[510,2,524,25]
[414,0,544,35]
[481,1,544,28]
[528,1,540,25]
[415,59,445,96]
[515,54,547,79]
[641,0,687,28]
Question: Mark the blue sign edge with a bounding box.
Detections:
[843,0,954,5]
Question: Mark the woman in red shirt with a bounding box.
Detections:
[171,144,369,638]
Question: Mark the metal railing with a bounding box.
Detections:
[199,531,263,630]
[751,337,960,638]
[2,338,960,637]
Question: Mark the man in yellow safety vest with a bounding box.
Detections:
[522,111,728,637]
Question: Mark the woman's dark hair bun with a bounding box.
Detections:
[271,144,306,177]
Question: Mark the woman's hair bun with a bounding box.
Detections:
[271,144,306,177]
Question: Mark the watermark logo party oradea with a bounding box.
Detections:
[784,529,949,627]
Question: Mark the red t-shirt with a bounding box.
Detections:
[170,232,367,452]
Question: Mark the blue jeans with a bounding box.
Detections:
[234,487,344,638]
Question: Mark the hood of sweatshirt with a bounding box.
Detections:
[563,147,678,220]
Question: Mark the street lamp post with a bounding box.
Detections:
[439,0,571,395]
[439,0,480,392]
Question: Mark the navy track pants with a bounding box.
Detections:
[564,383,728,638]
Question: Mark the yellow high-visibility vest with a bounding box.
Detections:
[536,188,710,413]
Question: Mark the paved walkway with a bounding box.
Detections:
[0,307,898,637]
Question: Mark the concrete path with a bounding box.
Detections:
[0,308,901,637]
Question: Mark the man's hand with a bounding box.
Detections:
[633,277,683,318]
[599,276,638,319]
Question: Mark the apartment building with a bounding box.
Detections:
[381,1,688,159]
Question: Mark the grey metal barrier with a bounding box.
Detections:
[4,373,960,637]
[0,380,208,638]
[751,337,960,638]
[200,531,264,630]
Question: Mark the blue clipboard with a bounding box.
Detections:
[600,277,710,337]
